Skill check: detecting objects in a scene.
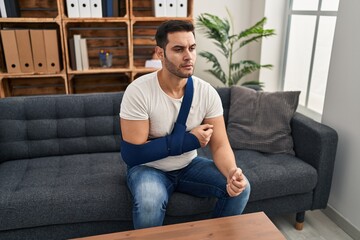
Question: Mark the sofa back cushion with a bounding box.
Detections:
[227,86,300,155]
[0,93,123,163]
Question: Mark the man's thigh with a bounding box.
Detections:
[177,157,228,198]
[127,165,175,198]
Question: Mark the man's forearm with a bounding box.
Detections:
[121,130,200,167]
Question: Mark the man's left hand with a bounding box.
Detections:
[226,168,247,197]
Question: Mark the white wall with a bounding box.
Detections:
[259,1,288,92]
[193,0,253,87]
[322,0,360,236]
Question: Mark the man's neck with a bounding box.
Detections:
[157,70,187,99]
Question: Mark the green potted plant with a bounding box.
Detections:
[196,12,275,89]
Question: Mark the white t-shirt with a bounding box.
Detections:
[120,71,223,171]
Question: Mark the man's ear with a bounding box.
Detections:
[155,46,164,59]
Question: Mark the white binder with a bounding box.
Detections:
[154,0,166,17]
[166,0,177,17]
[176,0,187,17]
[0,0,7,18]
[90,0,102,17]
[73,34,83,70]
[80,38,89,70]
[79,0,91,18]
[66,0,80,17]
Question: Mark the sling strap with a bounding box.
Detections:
[177,76,193,125]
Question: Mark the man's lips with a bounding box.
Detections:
[181,64,193,68]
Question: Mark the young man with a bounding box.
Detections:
[120,20,250,229]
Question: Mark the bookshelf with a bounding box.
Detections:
[0,0,193,97]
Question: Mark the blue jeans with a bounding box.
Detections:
[127,156,251,229]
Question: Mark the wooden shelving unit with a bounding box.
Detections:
[0,0,193,97]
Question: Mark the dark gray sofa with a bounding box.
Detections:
[0,88,338,240]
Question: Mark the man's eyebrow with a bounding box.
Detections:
[171,44,196,48]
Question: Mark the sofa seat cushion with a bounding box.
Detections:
[233,150,318,202]
[0,153,132,231]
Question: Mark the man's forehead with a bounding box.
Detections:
[167,31,195,45]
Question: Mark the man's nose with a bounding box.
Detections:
[183,49,192,60]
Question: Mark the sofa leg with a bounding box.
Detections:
[295,211,305,230]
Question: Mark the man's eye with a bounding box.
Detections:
[174,48,183,52]
[190,46,196,51]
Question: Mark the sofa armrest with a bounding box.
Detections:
[291,112,338,210]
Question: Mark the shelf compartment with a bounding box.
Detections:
[132,20,166,68]
[0,75,68,97]
[68,72,130,94]
[0,22,64,74]
[65,21,131,71]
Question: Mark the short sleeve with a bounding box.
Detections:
[120,84,149,120]
[205,85,223,119]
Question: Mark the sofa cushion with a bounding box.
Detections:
[233,150,318,202]
[0,153,131,231]
[227,86,300,155]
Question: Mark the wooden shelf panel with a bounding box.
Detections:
[17,0,60,18]
[69,72,130,94]
[1,76,67,97]
[67,67,130,75]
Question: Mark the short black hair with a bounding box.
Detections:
[155,20,195,49]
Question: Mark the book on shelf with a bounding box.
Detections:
[0,0,7,18]
[15,29,35,73]
[68,37,77,70]
[30,30,48,73]
[73,34,83,71]
[176,0,187,17]
[106,0,113,17]
[66,0,80,17]
[153,0,166,17]
[0,0,20,18]
[0,30,21,73]
[90,0,102,17]
[79,0,91,18]
[43,30,61,73]
[166,0,177,17]
[80,38,89,70]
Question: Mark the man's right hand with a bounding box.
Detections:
[190,124,214,147]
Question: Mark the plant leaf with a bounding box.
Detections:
[196,13,230,43]
[199,51,227,84]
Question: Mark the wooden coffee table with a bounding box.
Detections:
[73,212,285,240]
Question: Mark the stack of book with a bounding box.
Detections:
[68,35,89,71]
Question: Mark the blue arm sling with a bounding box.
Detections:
[120,76,201,167]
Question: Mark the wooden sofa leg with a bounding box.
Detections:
[295,211,305,230]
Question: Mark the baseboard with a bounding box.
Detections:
[322,205,360,240]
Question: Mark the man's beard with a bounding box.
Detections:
[163,54,194,79]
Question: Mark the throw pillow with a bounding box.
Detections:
[227,86,300,155]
